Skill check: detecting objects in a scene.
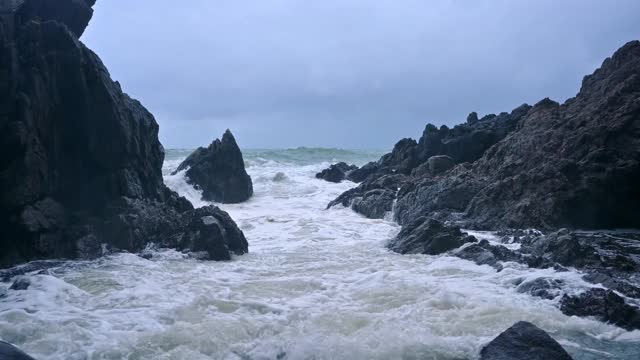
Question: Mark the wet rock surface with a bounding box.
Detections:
[560,288,640,331]
[0,0,247,267]
[387,218,476,255]
[174,130,253,203]
[480,321,573,360]
[329,41,640,231]
[315,162,358,183]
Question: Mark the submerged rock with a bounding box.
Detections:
[0,341,36,360]
[315,162,358,183]
[174,130,253,204]
[9,276,30,291]
[0,0,247,267]
[560,288,640,331]
[480,321,573,360]
[388,218,476,255]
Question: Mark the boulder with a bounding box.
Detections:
[516,278,565,300]
[327,174,406,219]
[388,217,476,255]
[0,0,247,267]
[0,341,36,360]
[560,288,640,331]
[9,276,30,290]
[174,130,253,204]
[480,321,573,360]
[315,162,358,183]
[453,240,523,271]
[346,161,380,182]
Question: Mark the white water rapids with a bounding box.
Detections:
[0,148,638,359]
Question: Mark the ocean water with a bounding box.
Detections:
[1,148,639,359]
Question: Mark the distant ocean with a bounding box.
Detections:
[1,148,638,359]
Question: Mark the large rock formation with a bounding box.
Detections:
[480,322,573,360]
[387,217,476,255]
[0,0,248,268]
[330,41,640,231]
[173,130,253,204]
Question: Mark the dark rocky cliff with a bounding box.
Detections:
[329,40,640,232]
[0,0,248,267]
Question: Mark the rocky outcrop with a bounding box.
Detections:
[315,162,358,183]
[387,218,476,255]
[174,130,253,204]
[0,0,248,267]
[560,288,640,331]
[480,321,573,360]
[327,174,406,219]
[330,41,640,231]
[0,341,36,360]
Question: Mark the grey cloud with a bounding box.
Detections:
[83,0,640,148]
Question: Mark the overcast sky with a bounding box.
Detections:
[83,0,640,149]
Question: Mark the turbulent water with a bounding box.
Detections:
[1,148,639,359]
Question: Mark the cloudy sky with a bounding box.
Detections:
[83,0,640,149]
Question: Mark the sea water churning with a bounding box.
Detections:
[1,149,638,359]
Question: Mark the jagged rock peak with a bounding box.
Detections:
[11,0,96,38]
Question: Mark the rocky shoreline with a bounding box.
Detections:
[321,41,640,337]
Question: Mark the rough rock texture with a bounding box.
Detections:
[315,162,358,183]
[0,1,248,268]
[174,130,253,204]
[480,321,573,360]
[327,174,406,219]
[0,341,36,360]
[560,288,640,331]
[453,239,526,271]
[387,218,476,255]
[330,41,640,231]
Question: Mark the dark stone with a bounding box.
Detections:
[454,240,523,271]
[351,189,396,219]
[466,112,479,124]
[388,217,476,255]
[516,278,564,300]
[333,41,640,232]
[327,174,406,219]
[0,341,36,360]
[560,288,640,331]
[480,321,573,360]
[9,276,30,290]
[174,130,253,203]
[13,0,95,38]
[315,162,358,183]
[346,162,381,183]
[0,1,248,268]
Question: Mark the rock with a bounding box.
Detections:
[467,112,479,124]
[346,161,380,183]
[0,341,36,360]
[0,1,247,268]
[560,288,640,331]
[315,162,358,183]
[333,41,640,232]
[388,217,476,255]
[516,278,564,300]
[453,240,523,271]
[13,0,95,37]
[327,174,406,219]
[9,276,30,290]
[174,130,253,203]
[351,189,396,219]
[480,321,573,360]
